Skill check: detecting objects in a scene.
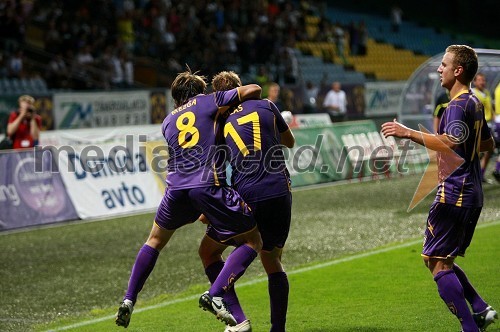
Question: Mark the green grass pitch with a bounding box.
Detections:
[1,174,499,331]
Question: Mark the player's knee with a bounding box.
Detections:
[260,251,283,274]
[254,234,263,252]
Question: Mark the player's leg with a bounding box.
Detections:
[455,207,498,330]
[425,256,479,332]
[116,188,198,328]
[124,223,175,302]
[208,227,262,297]
[199,230,260,326]
[116,223,175,327]
[191,186,261,326]
[255,194,292,332]
[261,248,288,332]
[480,151,492,183]
[492,123,500,182]
[198,233,249,326]
[422,203,479,332]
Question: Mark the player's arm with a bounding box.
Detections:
[381,119,458,152]
[480,136,495,153]
[237,84,261,102]
[31,113,41,141]
[7,111,24,137]
[269,101,295,148]
[280,129,295,148]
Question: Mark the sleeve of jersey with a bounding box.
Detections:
[480,111,492,141]
[214,89,239,107]
[269,100,289,133]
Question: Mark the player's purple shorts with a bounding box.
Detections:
[207,193,292,250]
[155,186,256,242]
[422,202,482,259]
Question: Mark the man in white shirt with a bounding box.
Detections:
[322,81,347,121]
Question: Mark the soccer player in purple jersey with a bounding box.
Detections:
[116,69,264,328]
[382,45,497,332]
[198,71,295,332]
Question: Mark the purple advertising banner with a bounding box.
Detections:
[0,149,79,231]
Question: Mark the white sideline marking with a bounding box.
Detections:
[46,220,500,331]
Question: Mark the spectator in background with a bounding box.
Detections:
[433,89,450,133]
[7,49,24,78]
[267,82,285,111]
[304,80,319,113]
[390,5,403,32]
[281,42,299,85]
[72,44,95,89]
[323,81,347,122]
[358,21,368,56]
[347,21,359,56]
[471,73,494,183]
[122,50,134,88]
[0,52,8,77]
[7,95,41,149]
[46,53,69,88]
[333,23,347,64]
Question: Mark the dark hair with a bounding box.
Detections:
[445,45,478,84]
[211,71,241,91]
[171,67,207,107]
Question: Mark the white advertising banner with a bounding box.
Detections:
[364,81,405,116]
[53,91,151,129]
[55,142,164,219]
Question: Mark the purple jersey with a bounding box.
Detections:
[161,90,241,189]
[435,90,491,207]
[223,99,290,203]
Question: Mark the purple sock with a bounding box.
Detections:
[434,270,478,332]
[496,161,500,172]
[210,244,257,297]
[205,261,247,323]
[453,264,488,313]
[268,272,289,332]
[124,244,159,303]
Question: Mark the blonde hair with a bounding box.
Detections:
[18,95,35,104]
[211,71,242,91]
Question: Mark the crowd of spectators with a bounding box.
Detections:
[0,0,365,91]
[0,0,371,113]
[0,0,306,90]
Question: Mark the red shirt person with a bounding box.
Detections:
[7,95,41,149]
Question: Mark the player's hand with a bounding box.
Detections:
[381,119,410,139]
[19,107,28,118]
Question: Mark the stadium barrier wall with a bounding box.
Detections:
[285,119,428,186]
[0,149,79,231]
[0,117,428,231]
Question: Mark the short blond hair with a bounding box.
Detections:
[18,95,35,104]
[212,71,242,91]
